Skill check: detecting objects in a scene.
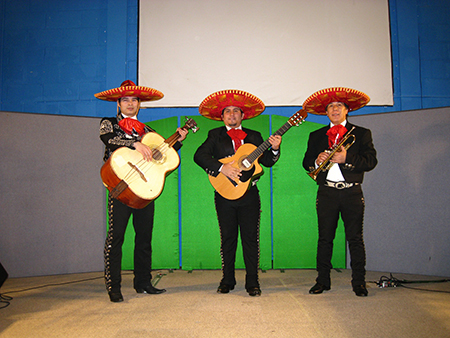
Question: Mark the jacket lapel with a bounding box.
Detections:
[220,127,235,156]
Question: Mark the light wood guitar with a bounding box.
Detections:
[209,110,307,200]
[101,118,198,209]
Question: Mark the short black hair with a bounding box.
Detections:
[221,107,244,115]
[118,97,140,103]
[326,102,349,110]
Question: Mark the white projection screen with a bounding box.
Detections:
[138,0,393,108]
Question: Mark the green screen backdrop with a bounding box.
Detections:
[106,115,346,271]
[271,115,345,269]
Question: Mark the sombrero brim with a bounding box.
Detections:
[95,85,164,102]
[302,87,370,115]
[199,90,265,121]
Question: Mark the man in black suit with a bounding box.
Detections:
[194,90,281,296]
[96,80,187,302]
[302,87,377,297]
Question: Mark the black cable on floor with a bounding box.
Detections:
[1,274,107,296]
[0,270,171,309]
[0,294,12,309]
[369,273,450,293]
[399,284,450,293]
[0,271,136,309]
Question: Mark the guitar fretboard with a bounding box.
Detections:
[246,121,293,164]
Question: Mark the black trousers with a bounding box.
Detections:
[104,196,155,292]
[315,184,366,287]
[214,186,261,289]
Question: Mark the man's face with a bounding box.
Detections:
[326,102,348,125]
[118,96,140,118]
[222,106,244,128]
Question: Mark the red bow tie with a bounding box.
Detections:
[326,125,347,148]
[227,128,247,152]
[118,118,146,136]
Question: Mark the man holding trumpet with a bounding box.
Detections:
[302,87,378,297]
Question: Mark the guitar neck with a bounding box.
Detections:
[246,121,293,163]
[164,124,189,147]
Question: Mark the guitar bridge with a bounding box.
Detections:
[127,162,148,182]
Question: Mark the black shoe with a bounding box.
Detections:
[135,285,166,294]
[217,284,234,294]
[246,287,261,297]
[108,291,124,302]
[309,282,331,294]
[353,285,368,297]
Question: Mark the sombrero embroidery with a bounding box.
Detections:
[199,89,265,121]
[94,80,164,102]
[302,87,370,115]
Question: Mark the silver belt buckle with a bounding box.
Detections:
[335,182,346,189]
[326,181,354,189]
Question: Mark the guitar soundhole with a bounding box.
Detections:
[152,149,163,161]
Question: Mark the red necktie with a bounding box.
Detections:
[326,125,347,148]
[118,118,146,136]
[227,128,247,152]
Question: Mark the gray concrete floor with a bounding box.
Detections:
[1,269,449,337]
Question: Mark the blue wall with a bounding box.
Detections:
[1,0,450,124]
[0,0,138,118]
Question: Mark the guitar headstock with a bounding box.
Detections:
[183,117,199,133]
[288,109,307,126]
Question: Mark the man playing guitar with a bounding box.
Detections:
[194,90,281,297]
[97,80,187,302]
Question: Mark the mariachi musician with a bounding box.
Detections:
[194,89,281,297]
[302,87,377,297]
[96,80,188,302]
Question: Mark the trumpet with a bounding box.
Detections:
[307,126,356,181]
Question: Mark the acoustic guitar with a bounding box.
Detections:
[209,110,307,200]
[101,118,198,209]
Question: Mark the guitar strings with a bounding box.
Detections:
[121,141,170,186]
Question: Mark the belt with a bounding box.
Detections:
[324,181,359,190]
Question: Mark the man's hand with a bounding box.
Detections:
[316,151,330,166]
[177,128,188,142]
[221,161,241,180]
[134,142,153,161]
[330,145,347,163]
[268,135,282,150]
[315,146,347,166]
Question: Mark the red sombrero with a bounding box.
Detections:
[302,87,370,115]
[94,80,164,102]
[199,89,265,121]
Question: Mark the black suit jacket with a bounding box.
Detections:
[302,122,377,185]
[194,126,280,177]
